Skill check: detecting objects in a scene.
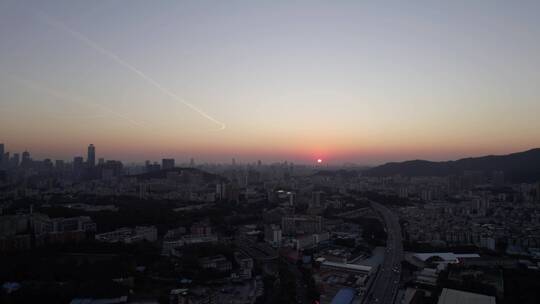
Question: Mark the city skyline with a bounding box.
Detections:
[2,141,540,168]
[2,2,540,303]
[1,1,540,164]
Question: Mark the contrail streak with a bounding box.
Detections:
[36,12,226,131]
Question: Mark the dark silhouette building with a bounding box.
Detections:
[87,144,96,167]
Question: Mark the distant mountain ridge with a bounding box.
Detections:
[365,148,540,183]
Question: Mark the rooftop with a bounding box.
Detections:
[414,252,480,263]
[321,261,372,274]
[330,287,357,304]
[437,288,496,304]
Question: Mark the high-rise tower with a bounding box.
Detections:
[0,143,4,165]
[21,151,31,166]
[87,144,96,167]
[162,158,175,170]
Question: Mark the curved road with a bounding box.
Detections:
[364,201,403,304]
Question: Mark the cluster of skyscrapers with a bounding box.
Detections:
[0,143,126,181]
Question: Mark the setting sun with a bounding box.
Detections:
[317,158,323,164]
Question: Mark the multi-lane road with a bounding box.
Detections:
[364,201,404,304]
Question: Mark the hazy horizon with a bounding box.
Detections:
[2,0,540,165]
[1,142,538,167]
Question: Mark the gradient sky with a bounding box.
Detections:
[1,0,540,165]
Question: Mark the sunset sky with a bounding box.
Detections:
[1,1,540,164]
